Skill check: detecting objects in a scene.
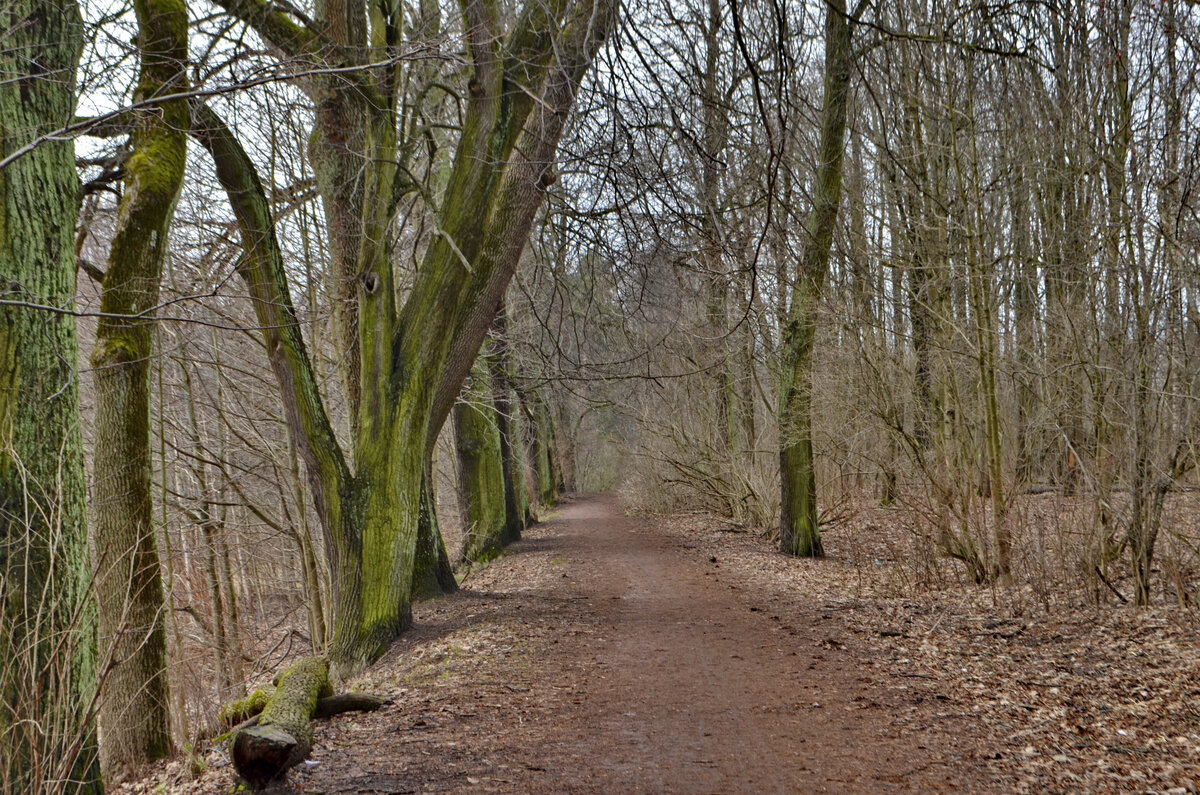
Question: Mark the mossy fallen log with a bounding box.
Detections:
[217,688,384,741]
[217,685,275,729]
[230,657,332,791]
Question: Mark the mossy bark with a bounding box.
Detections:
[204,0,615,677]
[527,392,560,507]
[455,351,509,564]
[411,460,457,599]
[779,0,852,558]
[91,1,188,776]
[219,687,382,735]
[218,685,275,729]
[230,657,332,790]
[0,2,101,791]
[488,305,531,537]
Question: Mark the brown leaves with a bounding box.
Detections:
[657,504,1200,794]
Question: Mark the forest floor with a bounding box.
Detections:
[128,492,1200,794]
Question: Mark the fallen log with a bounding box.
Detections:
[230,656,333,791]
[221,691,386,732]
[218,685,275,729]
[313,692,386,719]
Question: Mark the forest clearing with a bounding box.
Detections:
[3,0,1200,792]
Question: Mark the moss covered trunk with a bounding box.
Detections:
[455,351,508,563]
[779,308,822,557]
[193,99,414,677]
[91,0,187,775]
[527,392,560,507]
[778,0,851,558]
[203,0,615,678]
[0,2,101,790]
[411,458,457,599]
[488,306,531,536]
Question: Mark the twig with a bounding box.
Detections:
[1094,566,1129,604]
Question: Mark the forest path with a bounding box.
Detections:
[292,494,996,794]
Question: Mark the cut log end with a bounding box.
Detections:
[230,656,329,790]
[227,657,384,791]
[231,725,300,791]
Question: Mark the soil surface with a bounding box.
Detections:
[121,492,1200,794]
[287,493,997,793]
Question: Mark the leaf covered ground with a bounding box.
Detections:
[121,494,1199,794]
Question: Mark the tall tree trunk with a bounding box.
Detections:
[410,458,457,599]
[699,0,735,460]
[454,351,509,563]
[1011,161,1039,485]
[489,304,532,535]
[91,0,186,776]
[524,391,560,507]
[778,0,852,557]
[0,2,101,790]
[199,0,614,676]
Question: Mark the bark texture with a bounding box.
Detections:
[779,0,852,558]
[0,2,101,791]
[488,306,531,537]
[230,656,332,790]
[91,0,187,776]
[455,351,508,563]
[411,460,457,598]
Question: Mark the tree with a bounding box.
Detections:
[454,348,509,564]
[196,0,617,675]
[489,304,532,538]
[0,1,101,790]
[90,0,187,775]
[777,0,853,557]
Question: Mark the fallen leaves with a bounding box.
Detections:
[655,503,1200,794]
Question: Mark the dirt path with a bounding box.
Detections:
[289,494,999,793]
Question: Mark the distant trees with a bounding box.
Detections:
[542,0,1200,602]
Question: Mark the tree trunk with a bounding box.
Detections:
[455,351,509,564]
[0,2,101,790]
[92,0,184,751]
[779,312,822,557]
[411,459,457,599]
[1011,162,1039,485]
[525,392,560,507]
[489,304,532,535]
[778,0,852,557]
[199,0,615,677]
